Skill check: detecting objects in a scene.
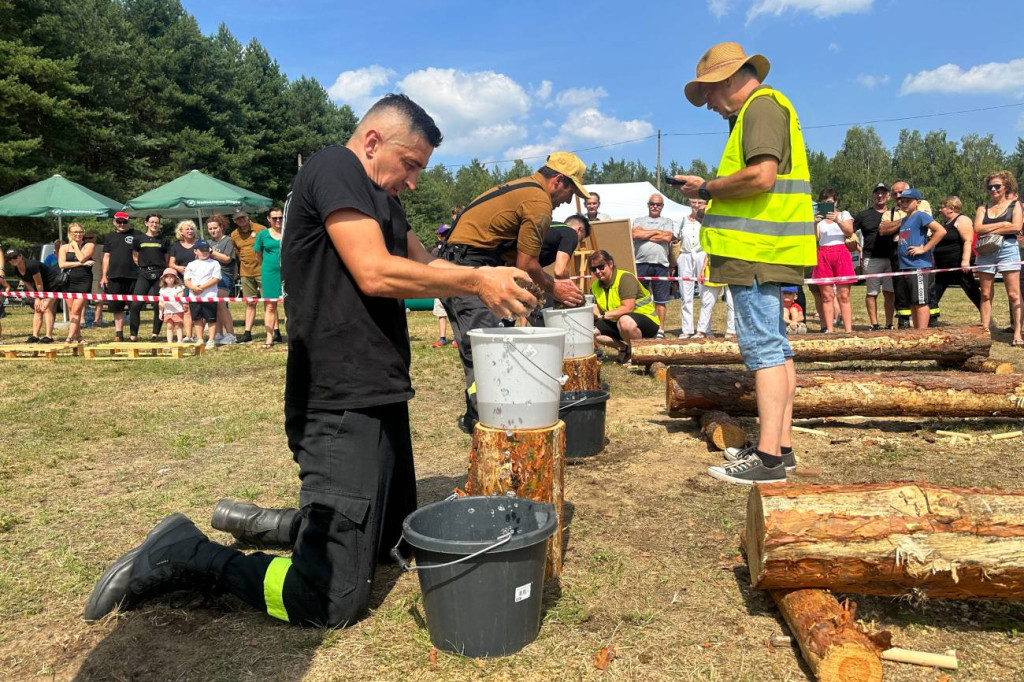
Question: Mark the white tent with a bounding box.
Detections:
[553,181,691,225]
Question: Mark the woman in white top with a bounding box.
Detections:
[810,188,856,332]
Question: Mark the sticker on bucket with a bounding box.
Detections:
[514,582,532,602]
[521,344,537,359]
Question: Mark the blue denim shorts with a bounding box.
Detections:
[975,238,1020,274]
[729,280,793,371]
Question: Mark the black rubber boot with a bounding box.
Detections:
[210,499,300,547]
[83,513,235,622]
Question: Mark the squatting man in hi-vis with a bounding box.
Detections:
[82,94,538,628]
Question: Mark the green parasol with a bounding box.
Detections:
[124,170,274,233]
[0,174,124,241]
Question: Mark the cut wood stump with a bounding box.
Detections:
[648,361,668,383]
[699,410,746,450]
[667,368,1024,418]
[938,356,1015,374]
[745,482,1024,600]
[771,588,884,682]
[562,353,601,392]
[633,325,990,366]
[465,421,565,581]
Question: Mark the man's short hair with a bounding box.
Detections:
[588,192,601,201]
[737,62,759,81]
[565,214,591,238]
[365,94,443,148]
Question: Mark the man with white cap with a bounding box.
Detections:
[672,42,817,485]
[441,152,588,432]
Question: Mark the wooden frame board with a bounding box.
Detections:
[589,219,636,276]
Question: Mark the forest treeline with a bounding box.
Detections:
[4,0,1024,249]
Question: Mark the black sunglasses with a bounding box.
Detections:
[590,263,608,272]
[115,219,128,224]
[648,202,663,207]
[988,184,1003,190]
[269,216,284,220]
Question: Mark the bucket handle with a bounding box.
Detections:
[390,530,514,572]
[558,395,590,412]
[503,339,568,386]
[559,312,596,337]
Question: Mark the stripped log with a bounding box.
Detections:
[771,589,884,681]
[699,410,746,450]
[667,368,1024,418]
[938,355,1015,374]
[466,421,565,581]
[745,482,1024,600]
[562,353,601,392]
[633,325,990,366]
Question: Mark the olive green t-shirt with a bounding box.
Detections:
[447,172,553,265]
[709,86,804,286]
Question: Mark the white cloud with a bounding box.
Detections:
[397,68,532,154]
[560,108,654,142]
[553,86,608,109]
[707,0,733,18]
[828,42,840,53]
[534,80,553,100]
[856,74,890,88]
[503,142,560,162]
[747,0,873,21]
[327,65,395,114]
[542,119,557,128]
[900,58,1024,96]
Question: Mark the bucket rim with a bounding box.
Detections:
[559,389,610,406]
[402,495,558,555]
[467,327,567,341]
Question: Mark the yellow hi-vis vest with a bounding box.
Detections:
[700,88,817,267]
[591,269,660,324]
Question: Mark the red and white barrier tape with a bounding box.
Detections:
[1,290,283,303]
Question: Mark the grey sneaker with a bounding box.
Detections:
[724,445,797,471]
[708,448,787,485]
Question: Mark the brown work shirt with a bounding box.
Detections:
[231,222,266,278]
[447,172,553,264]
[710,85,803,286]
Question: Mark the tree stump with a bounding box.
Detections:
[465,421,565,581]
[667,368,1024,418]
[562,353,601,392]
[772,589,884,682]
[634,325,990,366]
[746,482,1024,599]
[699,410,747,450]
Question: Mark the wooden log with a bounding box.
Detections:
[649,361,668,383]
[699,410,746,450]
[771,589,883,682]
[667,368,1024,418]
[745,482,1024,600]
[562,353,601,392]
[465,421,565,581]
[633,325,990,366]
[771,637,958,671]
[938,355,1015,374]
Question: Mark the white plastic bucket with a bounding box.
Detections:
[542,305,595,359]
[468,327,566,429]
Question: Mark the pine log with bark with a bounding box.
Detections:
[667,368,1024,418]
[746,482,1024,600]
[699,410,747,450]
[937,356,1015,374]
[634,325,990,366]
[562,354,601,392]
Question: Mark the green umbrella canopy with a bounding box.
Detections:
[0,174,123,219]
[124,169,274,218]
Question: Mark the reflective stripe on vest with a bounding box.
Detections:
[701,88,817,267]
[263,556,291,622]
[590,269,660,324]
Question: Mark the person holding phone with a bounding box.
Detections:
[810,188,856,332]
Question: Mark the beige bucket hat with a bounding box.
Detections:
[684,42,771,107]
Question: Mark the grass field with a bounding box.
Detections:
[1,288,1023,681]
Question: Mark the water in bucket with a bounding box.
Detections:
[542,304,595,359]
[467,327,566,429]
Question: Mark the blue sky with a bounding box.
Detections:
[182,0,1024,172]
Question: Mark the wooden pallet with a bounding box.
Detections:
[1,343,84,360]
[83,341,206,360]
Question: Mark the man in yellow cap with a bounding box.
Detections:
[671,42,817,485]
[441,152,588,432]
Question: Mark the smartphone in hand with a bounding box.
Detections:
[664,174,684,186]
[818,201,835,216]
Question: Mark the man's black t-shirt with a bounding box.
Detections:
[19,258,61,291]
[103,228,139,279]
[538,224,579,268]
[169,242,196,270]
[133,234,171,270]
[853,208,893,259]
[281,145,413,410]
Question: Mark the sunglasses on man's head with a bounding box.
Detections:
[988,184,1003,190]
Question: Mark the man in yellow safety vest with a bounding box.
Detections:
[672,42,817,485]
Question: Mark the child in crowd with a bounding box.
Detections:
[158,268,185,344]
[781,286,806,334]
[183,240,221,349]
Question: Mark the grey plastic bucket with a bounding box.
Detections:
[559,390,609,457]
[542,304,595,359]
[392,495,558,658]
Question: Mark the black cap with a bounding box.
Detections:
[872,182,889,192]
[4,248,21,259]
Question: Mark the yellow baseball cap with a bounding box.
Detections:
[544,152,590,199]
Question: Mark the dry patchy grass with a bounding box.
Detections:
[0,291,1022,681]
